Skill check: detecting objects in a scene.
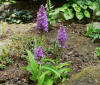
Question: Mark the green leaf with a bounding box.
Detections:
[86,24,94,36]
[84,10,90,18]
[52,9,60,15]
[77,1,87,9]
[41,58,55,64]
[58,68,70,75]
[64,9,74,20]
[88,2,97,10]
[72,4,81,12]
[76,12,84,20]
[41,66,60,77]
[34,38,38,48]
[38,71,51,85]
[56,62,69,69]
[50,19,56,24]
[26,50,39,81]
[0,64,6,69]
[46,79,53,85]
[61,77,66,83]
[60,4,70,11]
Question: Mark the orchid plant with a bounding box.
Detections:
[36,5,48,46]
[36,5,48,34]
[24,50,70,85]
[55,25,67,64]
[24,4,70,85]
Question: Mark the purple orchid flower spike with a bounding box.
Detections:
[56,25,67,49]
[36,5,48,34]
[34,46,43,64]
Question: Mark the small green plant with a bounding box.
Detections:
[82,23,100,42]
[0,56,12,69]
[0,22,7,37]
[95,47,100,58]
[0,64,6,69]
[24,50,70,85]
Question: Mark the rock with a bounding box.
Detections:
[93,22,100,29]
[67,65,100,85]
[0,23,36,56]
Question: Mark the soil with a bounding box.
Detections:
[0,21,100,85]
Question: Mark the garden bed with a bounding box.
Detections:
[0,1,100,85]
[0,21,100,85]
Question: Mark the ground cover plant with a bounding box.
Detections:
[0,0,100,85]
[0,9,33,23]
[82,23,100,42]
[94,47,100,58]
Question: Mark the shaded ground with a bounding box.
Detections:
[0,22,100,85]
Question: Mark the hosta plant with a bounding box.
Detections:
[47,0,100,21]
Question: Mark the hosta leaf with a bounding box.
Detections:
[81,5,87,10]
[88,2,97,10]
[60,4,70,11]
[76,12,84,20]
[84,10,90,18]
[77,1,87,9]
[72,4,81,12]
[64,9,74,20]
[52,9,59,15]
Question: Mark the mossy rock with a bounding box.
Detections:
[67,65,100,85]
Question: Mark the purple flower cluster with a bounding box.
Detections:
[34,46,43,64]
[56,26,67,49]
[36,5,48,34]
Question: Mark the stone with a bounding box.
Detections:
[67,65,100,85]
[93,22,100,29]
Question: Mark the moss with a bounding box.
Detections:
[67,65,100,85]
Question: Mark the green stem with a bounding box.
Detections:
[39,32,43,47]
[56,48,61,65]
